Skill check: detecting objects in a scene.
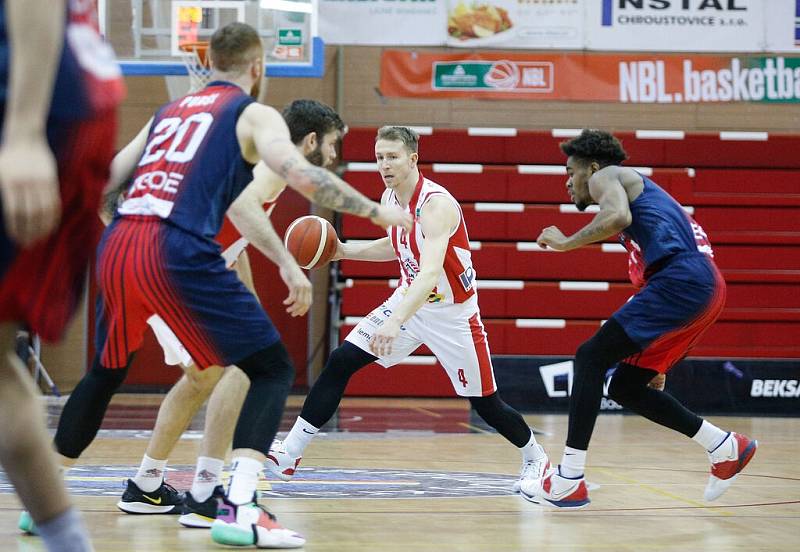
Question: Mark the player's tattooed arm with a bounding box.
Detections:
[99,180,128,225]
[278,155,378,218]
[537,169,631,251]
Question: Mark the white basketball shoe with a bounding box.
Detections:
[265,439,302,481]
[512,445,550,493]
[520,465,591,509]
[704,432,757,501]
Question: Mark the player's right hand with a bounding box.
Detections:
[279,262,312,317]
[0,138,61,247]
[370,204,412,231]
[331,239,346,262]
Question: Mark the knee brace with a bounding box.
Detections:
[237,340,295,387]
[54,358,129,459]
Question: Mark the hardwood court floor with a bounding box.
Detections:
[1,395,798,551]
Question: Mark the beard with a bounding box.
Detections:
[305,145,325,168]
[249,76,262,100]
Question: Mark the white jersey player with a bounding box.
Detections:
[267,126,550,492]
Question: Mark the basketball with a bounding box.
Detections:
[284,215,338,270]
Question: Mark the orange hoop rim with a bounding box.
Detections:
[178,41,210,67]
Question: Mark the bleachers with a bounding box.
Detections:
[337,128,800,396]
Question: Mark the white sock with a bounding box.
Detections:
[692,420,729,453]
[227,456,263,505]
[133,454,167,493]
[560,447,586,479]
[191,456,224,502]
[283,417,319,458]
[519,430,544,462]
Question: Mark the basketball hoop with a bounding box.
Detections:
[178,41,211,92]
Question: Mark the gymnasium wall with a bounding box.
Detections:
[42,45,800,392]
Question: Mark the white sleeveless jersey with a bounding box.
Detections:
[384,174,476,305]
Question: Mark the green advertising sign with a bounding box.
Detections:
[278,28,303,46]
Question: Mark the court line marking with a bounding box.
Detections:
[458,422,493,434]
[411,407,443,418]
[592,467,733,516]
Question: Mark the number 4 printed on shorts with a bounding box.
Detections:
[457,368,468,388]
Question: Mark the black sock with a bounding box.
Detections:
[54,356,129,459]
[608,363,703,437]
[469,392,531,448]
[566,318,641,451]
[232,341,296,455]
[299,342,376,428]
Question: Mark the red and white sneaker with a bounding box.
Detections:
[210,494,305,548]
[704,432,757,501]
[520,466,590,509]
[265,439,302,481]
[512,445,550,493]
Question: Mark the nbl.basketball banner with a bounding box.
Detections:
[380,50,800,103]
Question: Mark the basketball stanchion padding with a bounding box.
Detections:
[284,215,338,269]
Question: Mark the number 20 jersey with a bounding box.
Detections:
[118,82,255,244]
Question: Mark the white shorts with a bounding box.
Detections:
[345,288,497,397]
[147,315,194,368]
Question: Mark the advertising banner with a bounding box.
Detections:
[585,0,766,52]
[445,0,583,49]
[494,356,800,415]
[320,0,800,52]
[319,0,446,46]
[381,50,800,103]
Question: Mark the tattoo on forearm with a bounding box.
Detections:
[300,165,377,217]
[102,181,128,218]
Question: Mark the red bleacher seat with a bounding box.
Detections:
[337,127,800,398]
[343,128,800,169]
[339,319,799,360]
[341,203,800,244]
[341,280,799,322]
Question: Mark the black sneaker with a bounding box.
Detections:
[178,485,225,528]
[116,479,184,514]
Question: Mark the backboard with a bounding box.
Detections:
[98,0,323,78]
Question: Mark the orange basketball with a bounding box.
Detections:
[284,215,338,270]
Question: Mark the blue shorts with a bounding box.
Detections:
[95,218,279,369]
[612,253,726,373]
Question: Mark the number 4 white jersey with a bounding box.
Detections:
[384,173,476,305]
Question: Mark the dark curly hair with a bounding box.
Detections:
[282,99,345,145]
[560,129,628,167]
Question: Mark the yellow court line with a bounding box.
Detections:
[592,467,734,516]
[457,422,492,435]
[411,407,443,418]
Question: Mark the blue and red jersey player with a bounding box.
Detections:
[523,129,756,510]
[98,81,275,370]
[615,174,726,373]
[0,0,124,340]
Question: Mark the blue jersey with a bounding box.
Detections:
[0,0,124,120]
[118,82,255,243]
[620,174,714,286]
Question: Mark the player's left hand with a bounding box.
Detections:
[536,225,571,251]
[648,373,666,391]
[370,318,401,357]
[280,262,312,317]
[0,138,61,247]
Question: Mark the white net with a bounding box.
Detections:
[179,42,212,92]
